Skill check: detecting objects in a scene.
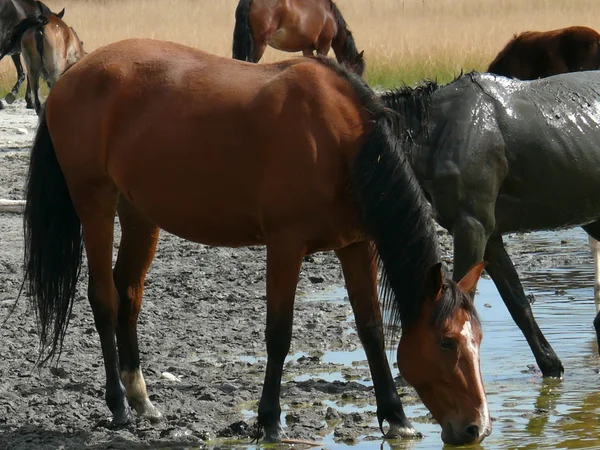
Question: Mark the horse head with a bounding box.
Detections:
[397,262,491,445]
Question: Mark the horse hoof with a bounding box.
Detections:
[4,93,15,104]
[111,407,134,427]
[0,101,4,110]
[384,423,423,439]
[26,103,34,110]
[540,361,564,379]
[140,403,163,423]
[258,423,285,443]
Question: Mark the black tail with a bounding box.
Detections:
[23,108,83,365]
[0,14,48,61]
[34,24,47,80]
[232,0,255,62]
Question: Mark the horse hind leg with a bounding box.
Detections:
[113,197,161,421]
[4,55,26,104]
[483,235,564,377]
[256,236,305,442]
[76,182,133,425]
[335,241,419,438]
[586,234,600,312]
[581,222,600,352]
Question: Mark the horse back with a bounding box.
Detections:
[45,38,371,246]
[488,26,600,79]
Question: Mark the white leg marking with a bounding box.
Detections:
[121,368,162,421]
[589,235,600,312]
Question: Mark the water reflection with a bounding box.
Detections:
[236,229,600,449]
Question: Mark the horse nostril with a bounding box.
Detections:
[464,423,480,440]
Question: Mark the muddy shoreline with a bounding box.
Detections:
[0,100,594,449]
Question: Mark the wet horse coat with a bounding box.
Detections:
[381,70,600,379]
[487,25,600,318]
[21,39,488,445]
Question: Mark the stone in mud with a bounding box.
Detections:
[219,382,238,393]
[217,420,252,438]
[325,407,340,420]
[160,372,182,382]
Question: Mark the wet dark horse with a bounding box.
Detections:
[0,0,63,109]
[381,70,600,379]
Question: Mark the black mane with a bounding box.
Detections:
[311,57,477,338]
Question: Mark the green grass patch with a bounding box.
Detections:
[365,56,489,90]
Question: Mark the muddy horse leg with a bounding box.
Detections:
[256,238,304,442]
[4,55,26,104]
[113,197,162,421]
[484,235,563,377]
[581,221,600,351]
[335,241,420,438]
[79,185,133,425]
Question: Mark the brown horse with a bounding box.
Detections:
[2,7,85,114]
[21,39,488,445]
[0,0,64,109]
[232,0,365,76]
[487,26,600,79]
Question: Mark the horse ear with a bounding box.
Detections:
[358,50,364,59]
[424,262,444,302]
[457,262,488,294]
[57,7,65,18]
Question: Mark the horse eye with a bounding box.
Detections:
[440,338,456,351]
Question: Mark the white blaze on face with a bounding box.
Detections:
[460,319,479,359]
[460,319,491,439]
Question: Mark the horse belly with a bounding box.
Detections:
[497,140,600,232]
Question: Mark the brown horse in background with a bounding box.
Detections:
[488,26,600,79]
[232,0,365,76]
[1,5,85,114]
[0,0,64,109]
[21,39,488,445]
[487,25,600,321]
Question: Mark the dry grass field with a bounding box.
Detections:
[1,0,600,94]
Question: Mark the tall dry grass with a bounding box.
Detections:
[1,0,600,93]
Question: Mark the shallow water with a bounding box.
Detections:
[235,228,600,449]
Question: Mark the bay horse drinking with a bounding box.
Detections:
[232,0,365,76]
[21,39,489,445]
[1,8,85,114]
[487,25,600,313]
[380,70,600,380]
[0,0,63,109]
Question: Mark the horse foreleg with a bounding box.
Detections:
[114,197,162,422]
[4,55,25,104]
[335,241,420,439]
[79,186,133,426]
[256,238,304,442]
[483,235,564,378]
